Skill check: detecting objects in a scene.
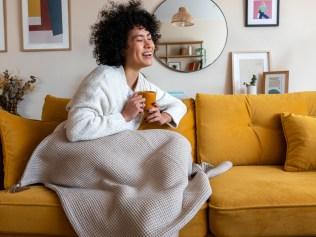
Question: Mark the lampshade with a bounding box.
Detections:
[171,7,194,27]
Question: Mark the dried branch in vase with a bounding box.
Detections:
[0,70,37,115]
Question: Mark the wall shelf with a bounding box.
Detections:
[155,41,204,71]
[159,55,203,59]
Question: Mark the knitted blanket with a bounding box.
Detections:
[14,125,231,237]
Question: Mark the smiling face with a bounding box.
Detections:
[124,26,155,71]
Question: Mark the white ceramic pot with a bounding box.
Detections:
[247,85,257,95]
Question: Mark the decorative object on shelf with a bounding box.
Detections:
[168,62,181,71]
[232,51,270,94]
[187,60,202,72]
[0,70,37,114]
[246,0,280,27]
[187,45,192,56]
[195,47,206,65]
[0,0,6,52]
[154,0,228,73]
[171,6,194,27]
[21,0,71,51]
[243,74,257,94]
[263,70,289,94]
[179,46,189,56]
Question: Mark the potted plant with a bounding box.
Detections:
[0,70,37,115]
[243,74,257,95]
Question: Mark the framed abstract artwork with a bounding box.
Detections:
[21,0,71,51]
[232,51,270,94]
[245,0,279,27]
[0,0,6,52]
[263,70,289,94]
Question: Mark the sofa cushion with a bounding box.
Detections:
[41,95,197,161]
[41,95,69,122]
[0,185,75,236]
[209,166,316,237]
[179,203,208,237]
[0,185,208,237]
[196,92,316,165]
[0,110,59,189]
[281,113,316,171]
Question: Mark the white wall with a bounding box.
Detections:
[1,0,316,119]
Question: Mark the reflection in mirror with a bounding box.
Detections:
[154,0,228,73]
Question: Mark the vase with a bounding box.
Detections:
[247,85,257,95]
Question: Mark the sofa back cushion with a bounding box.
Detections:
[41,95,69,122]
[0,110,59,189]
[196,92,316,165]
[41,95,197,161]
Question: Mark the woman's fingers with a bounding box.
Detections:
[146,110,161,123]
[129,94,145,111]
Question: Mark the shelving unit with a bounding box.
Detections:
[155,41,204,71]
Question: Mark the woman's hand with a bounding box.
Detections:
[145,103,172,125]
[122,93,145,121]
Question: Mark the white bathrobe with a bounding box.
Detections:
[65,65,187,142]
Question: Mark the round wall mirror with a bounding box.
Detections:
[154,0,228,73]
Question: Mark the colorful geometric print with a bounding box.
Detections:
[28,0,63,36]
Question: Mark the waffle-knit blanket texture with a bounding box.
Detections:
[17,126,213,237]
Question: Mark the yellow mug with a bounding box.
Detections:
[138,91,156,110]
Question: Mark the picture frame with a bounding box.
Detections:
[245,0,280,27]
[168,62,181,71]
[263,70,289,94]
[0,0,6,52]
[21,0,71,51]
[232,51,270,94]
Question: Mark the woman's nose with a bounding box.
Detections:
[144,39,153,48]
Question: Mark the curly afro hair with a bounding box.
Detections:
[90,0,160,66]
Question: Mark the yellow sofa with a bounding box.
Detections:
[1,92,316,237]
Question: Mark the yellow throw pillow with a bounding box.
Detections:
[41,94,70,122]
[0,110,59,189]
[281,113,316,171]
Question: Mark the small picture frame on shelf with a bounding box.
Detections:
[263,71,289,94]
[246,0,280,27]
[168,62,181,71]
[232,51,270,94]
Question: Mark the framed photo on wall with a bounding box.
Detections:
[263,71,289,94]
[232,51,270,94]
[21,0,71,51]
[0,0,6,52]
[246,0,280,27]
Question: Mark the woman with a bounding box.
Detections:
[65,0,186,142]
[11,2,232,237]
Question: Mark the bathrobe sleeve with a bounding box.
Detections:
[65,67,130,142]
